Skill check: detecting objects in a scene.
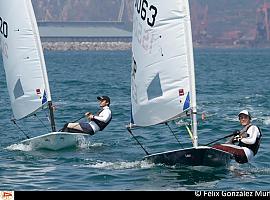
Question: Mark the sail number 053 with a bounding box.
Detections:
[135,0,158,27]
[0,17,8,38]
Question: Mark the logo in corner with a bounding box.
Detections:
[0,191,14,200]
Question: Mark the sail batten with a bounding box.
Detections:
[0,0,52,120]
[131,0,195,127]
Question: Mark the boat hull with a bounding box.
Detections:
[143,146,233,167]
[21,132,89,151]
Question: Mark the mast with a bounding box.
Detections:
[184,0,198,147]
[48,101,56,132]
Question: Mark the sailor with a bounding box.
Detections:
[62,96,112,135]
[212,110,262,164]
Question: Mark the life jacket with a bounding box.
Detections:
[93,117,112,131]
[92,108,112,131]
[239,125,262,155]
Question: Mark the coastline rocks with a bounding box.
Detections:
[42,41,132,51]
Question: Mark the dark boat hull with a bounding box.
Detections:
[143,146,233,167]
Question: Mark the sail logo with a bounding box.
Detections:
[183,92,190,110]
[36,88,43,100]
[0,191,14,200]
[42,90,47,104]
[179,89,185,96]
[36,88,41,95]
[0,17,8,38]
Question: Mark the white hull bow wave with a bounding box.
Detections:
[127,0,232,167]
[0,0,89,150]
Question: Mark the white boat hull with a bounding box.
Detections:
[143,146,233,167]
[20,132,89,151]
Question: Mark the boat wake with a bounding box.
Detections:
[262,116,270,125]
[84,160,155,170]
[5,136,103,152]
[229,164,270,176]
[5,143,33,152]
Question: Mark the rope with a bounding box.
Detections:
[11,119,30,139]
[43,108,50,123]
[165,122,184,149]
[185,124,194,144]
[127,127,150,155]
[34,114,50,132]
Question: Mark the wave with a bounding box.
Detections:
[84,160,154,170]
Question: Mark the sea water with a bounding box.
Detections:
[0,48,269,191]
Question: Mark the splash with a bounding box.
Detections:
[262,116,270,125]
[86,160,155,170]
[5,143,33,152]
[229,163,270,177]
[76,136,103,149]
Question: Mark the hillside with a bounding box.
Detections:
[32,0,270,47]
[32,0,134,22]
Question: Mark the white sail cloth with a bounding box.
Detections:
[131,0,196,127]
[0,0,51,120]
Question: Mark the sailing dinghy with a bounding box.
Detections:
[127,0,233,167]
[0,0,89,150]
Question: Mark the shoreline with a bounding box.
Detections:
[42,41,132,51]
[41,41,270,51]
[1,41,270,52]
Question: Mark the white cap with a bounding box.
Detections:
[238,110,251,119]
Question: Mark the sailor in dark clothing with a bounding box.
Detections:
[62,96,112,135]
[212,110,262,164]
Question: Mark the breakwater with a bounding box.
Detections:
[42,41,132,51]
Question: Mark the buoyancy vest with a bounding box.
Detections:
[93,116,112,131]
[92,108,112,131]
[239,125,262,155]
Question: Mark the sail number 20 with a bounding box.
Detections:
[135,0,158,27]
[0,17,8,38]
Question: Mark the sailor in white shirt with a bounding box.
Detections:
[62,96,112,135]
[213,110,262,164]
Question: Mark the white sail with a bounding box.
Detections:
[0,0,89,151]
[131,0,197,129]
[0,0,51,120]
[129,0,233,166]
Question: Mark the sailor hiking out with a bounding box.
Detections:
[212,110,262,164]
[62,96,112,135]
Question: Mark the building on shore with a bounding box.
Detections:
[38,21,132,50]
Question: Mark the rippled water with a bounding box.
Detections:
[0,49,269,191]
